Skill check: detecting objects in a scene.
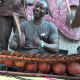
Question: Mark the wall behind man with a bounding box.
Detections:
[59,31,80,54]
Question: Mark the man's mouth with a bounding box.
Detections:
[34,11,40,15]
[34,11,38,13]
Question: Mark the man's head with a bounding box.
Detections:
[33,0,49,19]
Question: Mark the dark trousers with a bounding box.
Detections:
[0,16,26,51]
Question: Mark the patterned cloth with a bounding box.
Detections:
[0,75,65,80]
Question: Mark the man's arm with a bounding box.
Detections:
[32,37,59,53]
[42,38,59,53]
[43,23,59,53]
[9,22,25,50]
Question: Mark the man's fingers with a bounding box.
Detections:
[19,34,25,47]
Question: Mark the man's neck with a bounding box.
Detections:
[33,17,43,25]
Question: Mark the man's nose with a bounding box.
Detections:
[36,7,40,11]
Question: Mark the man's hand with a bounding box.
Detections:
[19,33,25,47]
[9,40,18,50]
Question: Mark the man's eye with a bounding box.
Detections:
[34,7,39,9]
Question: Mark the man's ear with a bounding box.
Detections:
[46,11,48,15]
[47,9,53,18]
[45,10,48,15]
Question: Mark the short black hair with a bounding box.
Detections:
[37,0,49,14]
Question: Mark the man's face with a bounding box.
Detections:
[33,1,48,18]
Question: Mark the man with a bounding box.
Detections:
[9,0,59,54]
